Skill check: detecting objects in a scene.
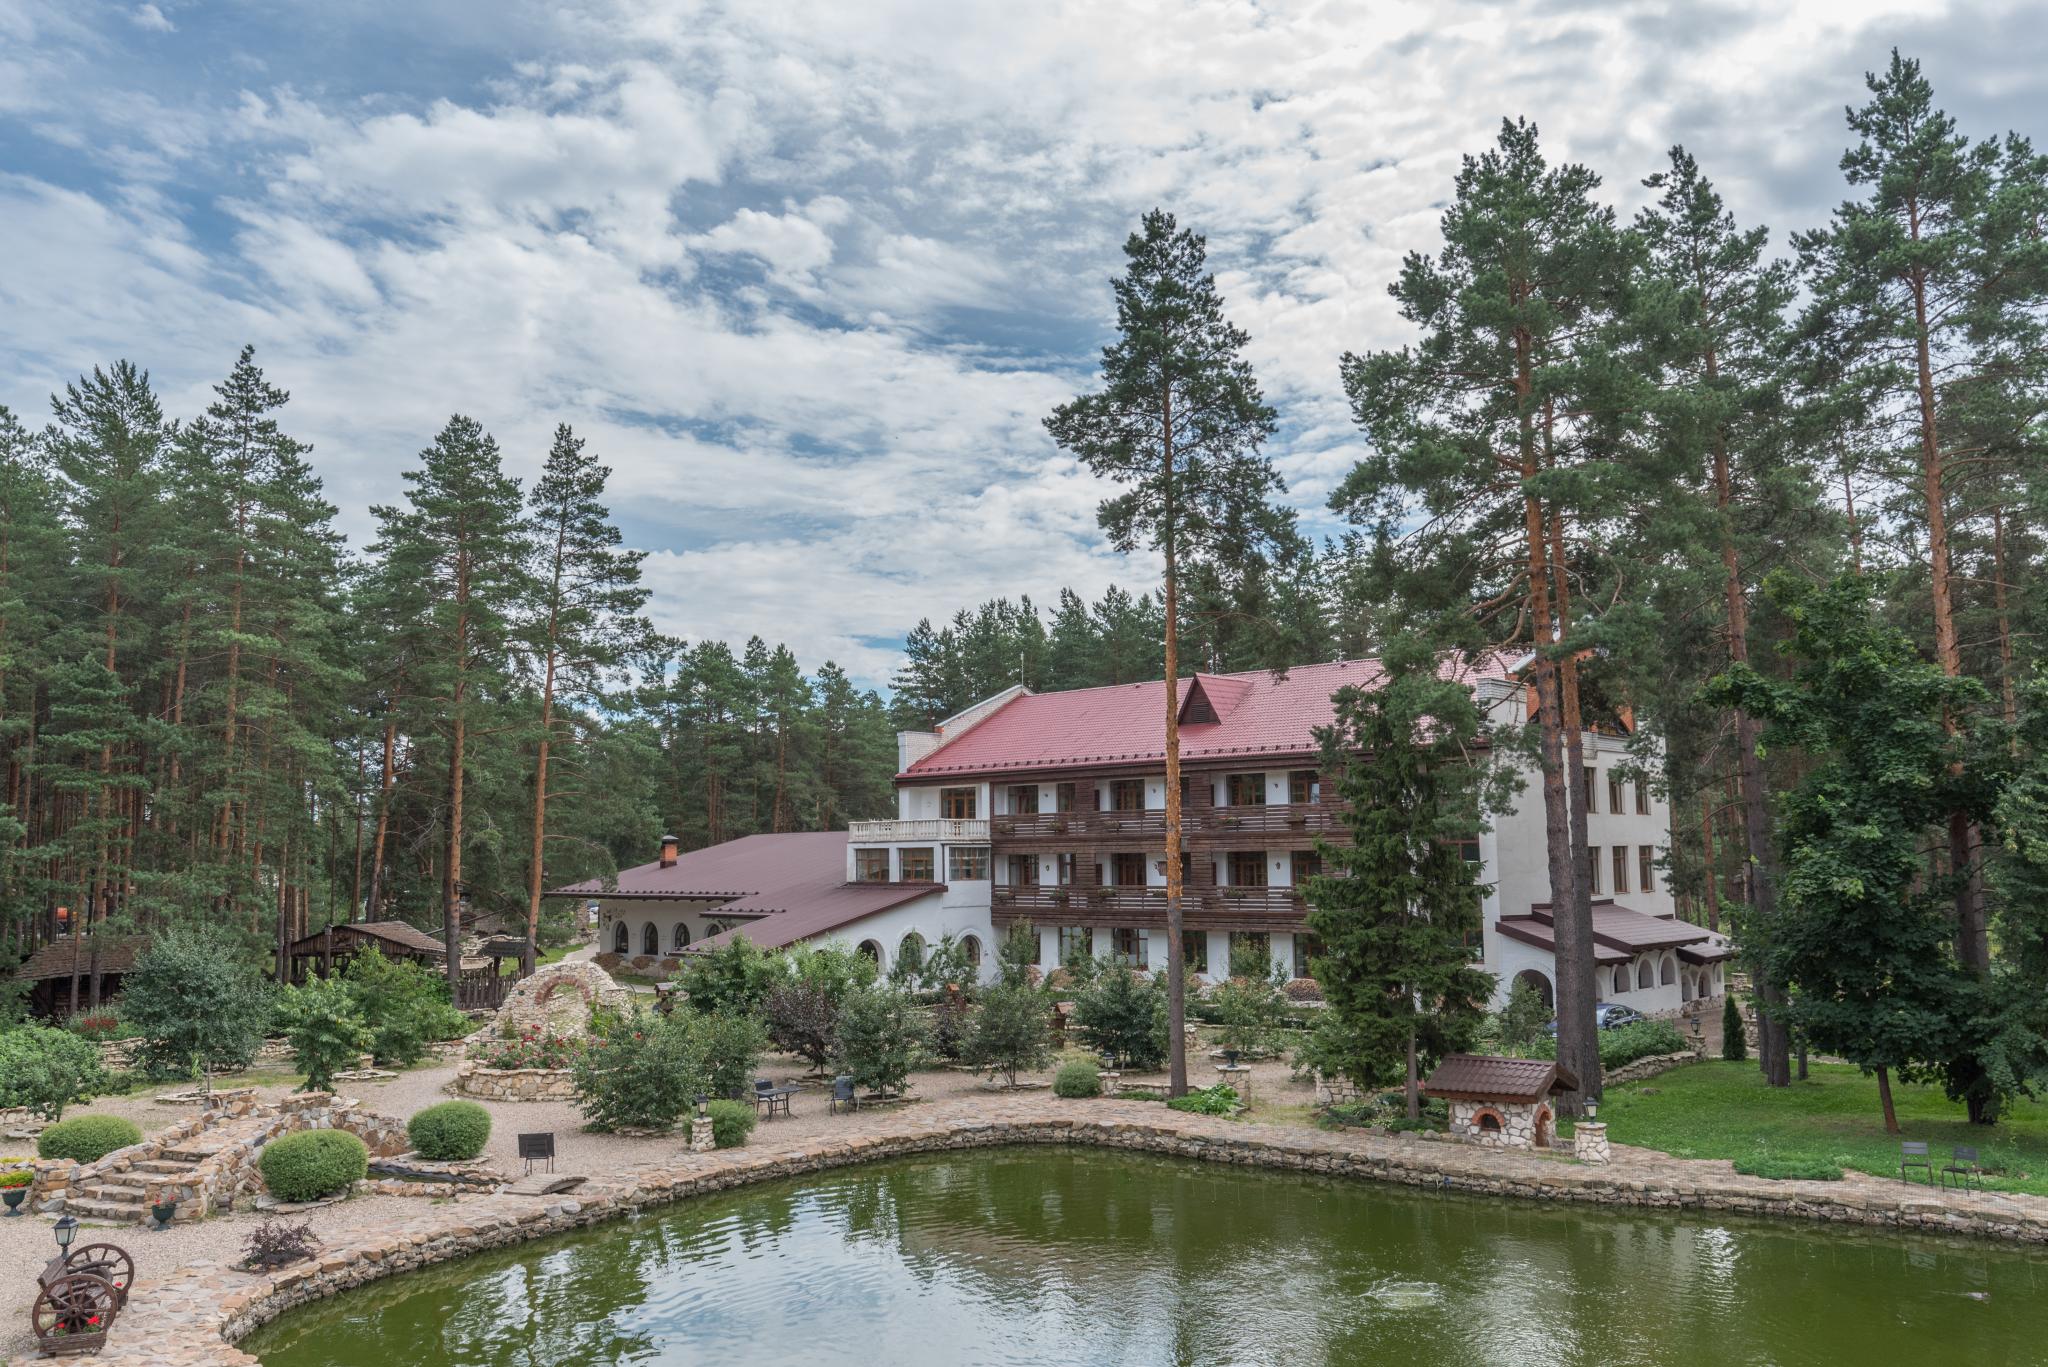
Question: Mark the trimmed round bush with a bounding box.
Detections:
[1053,1061,1101,1098]
[704,1099,756,1149]
[407,1101,491,1161]
[259,1129,369,1202]
[37,1115,143,1163]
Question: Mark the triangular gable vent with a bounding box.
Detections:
[1180,677,1220,726]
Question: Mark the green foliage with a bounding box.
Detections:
[966,983,1054,1086]
[343,947,468,1067]
[1070,961,1167,1070]
[0,1026,109,1122]
[1498,978,1552,1053]
[570,1009,703,1132]
[1053,1061,1101,1098]
[121,927,274,1078]
[705,1098,756,1149]
[1732,1156,1844,1181]
[1210,957,1291,1059]
[674,938,784,1017]
[36,1114,141,1163]
[833,985,926,1096]
[996,924,1041,988]
[690,1010,768,1100]
[1166,1085,1238,1116]
[276,976,373,1093]
[910,933,978,994]
[763,943,875,1071]
[258,1129,368,1202]
[1528,1020,1685,1071]
[1723,996,1748,1062]
[406,1101,491,1161]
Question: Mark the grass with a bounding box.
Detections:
[1600,1060,2048,1195]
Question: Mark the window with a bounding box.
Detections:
[940,787,977,819]
[856,939,882,965]
[1112,926,1149,968]
[1112,852,1147,887]
[1607,772,1624,815]
[1056,782,1076,813]
[1008,785,1040,815]
[854,848,890,883]
[1056,853,1076,886]
[947,846,990,881]
[900,847,935,882]
[1058,925,1093,964]
[672,922,692,952]
[962,935,983,970]
[1110,779,1145,812]
[641,922,659,956]
[1292,850,1321,884]
[1181,931,1209,974]
[1639,845,1656,894]
[1288,770,1320,805]
[1612,965,1630,994]
[1582,767,1598,812]
[1636,958,1654,990]
[1586,846,1602,895]
[1454,836,1481,865]
[1292,934,1324,979]
[1006,854,1038,886]
[898,932,926,977]
[1611,845,1629,895]
[1635,781,1650,816]
[1660,954,1676,986]
[612,921,629,954]
[1227,851,1268,887]
[1226,773,1267,807]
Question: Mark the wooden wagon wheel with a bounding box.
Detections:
[31,1271,119,1343]
[66,1243,136,1305]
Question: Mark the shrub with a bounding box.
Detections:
[37,1115,142,1163]
[967,984,1054,1086]
[995,924,1041,988]
[763,980,839,1072]
[121,927,274,1078]
[344,947,469,1067]
[1070,961,1167,1070]
[1497,977,1552,1052]
[1211,961,1289,1058]
[0,1168,33,1189]
[1598,1020,1688,1070]
[242,1216,319,1269]
[705,1098,756,1149]
[473,1029,583,1070]
[691,1010,769,1099]
[834,985,926,1096]
[0,1026,110,1121]
[1723,994,1747,1062]
[1053,1061,1101,1098]
[673,938,784,1016]
[570,1009,704,1132]
[276,976,372,1093]
[1166,1085,1238,1116]
[68,1012,124,1042]
[258,1129,368,1202]
[407,1101,491,1161]
[1733,1156,1843,1181]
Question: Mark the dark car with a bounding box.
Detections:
[1542,1002,1646,1036]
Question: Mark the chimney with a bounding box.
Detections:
[659,834,679,868]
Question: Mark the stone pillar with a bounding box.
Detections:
[689,1116,715,1153]
[1574,1121,1611,1165]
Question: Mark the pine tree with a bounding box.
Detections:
[1046,208,1288,1096]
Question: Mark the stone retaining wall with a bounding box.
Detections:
[91,1097,2048,1366]
[452,1062,578,1102]
[1601,1050,1703,1087]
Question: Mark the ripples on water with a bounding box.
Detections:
[245,1150,2048,1366]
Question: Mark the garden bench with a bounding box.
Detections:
[1899,1141,1934,1184]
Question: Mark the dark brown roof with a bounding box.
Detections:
[1679,942,1734,965]
[284,920,447,958]
[13,934,149,981]
[549,831,864,909]
[1494,917,1630,965]
[1522,900,1709,954]
[686,881,947,954]
[1423,1054,1579,1104]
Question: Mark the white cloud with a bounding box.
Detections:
[130,3,173,33]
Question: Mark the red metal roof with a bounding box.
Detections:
[899,656,1515,781]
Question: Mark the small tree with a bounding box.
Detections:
[763,980,839,1073]
[1722,994,1748,1062]
[1498,978,1552,1053]
[277,976,373,1093]
[967,983,1054,1087]
[343,946,467,1067]
[0,1026,108,1121]
[1211,951,1289,1058]
[571,1008,704,1131]
[834,985,926,1096]
[690,1010,768,1099]
[915,933,979,994]
[996,924,1040,988]
[1071,961,1168,1070]
[674,938,784,1016]
[121,927,273,1077]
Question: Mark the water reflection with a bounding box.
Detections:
[246,1150,2048,1367]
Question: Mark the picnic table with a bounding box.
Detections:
[753,1081,799,1118]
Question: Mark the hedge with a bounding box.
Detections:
[1053,1061,1101,1098]
[407,1101,491,1162]
[37,1115,143,1163]
[705,1099,756,1149]
[259,1129,369,1202]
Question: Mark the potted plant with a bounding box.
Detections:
[0,1168,32,1214]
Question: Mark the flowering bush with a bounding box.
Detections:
[68,1013,123,1042]
[472,1028,584,1070]
[570,1010,704,1131]
[0,1169,33,1189]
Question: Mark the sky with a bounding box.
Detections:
[3,0,2043,690]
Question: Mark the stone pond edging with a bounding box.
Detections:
[89,1096,2048,1365]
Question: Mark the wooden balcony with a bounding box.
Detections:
[992,810,1165,840]
[990,883,1308,931]
[989,803,1338,844]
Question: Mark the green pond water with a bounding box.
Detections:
[244,1149,2045,1366]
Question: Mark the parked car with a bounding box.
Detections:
[1542,1003,1647,1036]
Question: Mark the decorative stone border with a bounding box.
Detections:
[451,1063,577,1102]
[1602,1050,1704,1087]
[89,1096,2048,1365]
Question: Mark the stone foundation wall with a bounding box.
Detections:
[453,1063,578,1102]
[1602,1051,1702,1087]
[1448,1098,1548,1148]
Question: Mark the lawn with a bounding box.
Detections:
[1600,1059,2048,1196]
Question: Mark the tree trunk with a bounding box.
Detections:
[445,704,466,997]
[1161,402,1188,1100]
[1994,508,2018,729]
[1876,1064,1900,1134]
[524,690,555,979]
[365,716,398,922]
[1404,1025,1419,1121]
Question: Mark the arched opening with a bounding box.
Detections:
[1636,959,1655,990]
[856,939,884,970]
[1612,965,1630,995]
[1512,968,1554,1012]
[897,931,926,979]
[1533,1104,1552,1148]
[672,922,692,953]
[961,934,983,972]
[612,921,629,954]
[1473,1107,1505,1136]
[642,922,660,957]
[1680,972,1693,1003]
[1660,953,1677,986]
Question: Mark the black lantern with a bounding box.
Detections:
[53,1214,79,1254]
[694,1093,709,1119]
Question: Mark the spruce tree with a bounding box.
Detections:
[1046,208,1288,1096]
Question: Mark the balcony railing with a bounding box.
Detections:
[992,810,1165,839]
[988,804,1338,841]
[847,818,990,843]
[991,884,1306,919]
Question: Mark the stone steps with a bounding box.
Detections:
[79,1182,150,1205]
[65,1196,155,1223]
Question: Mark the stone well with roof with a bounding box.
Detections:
[1423,1054,1579,1150]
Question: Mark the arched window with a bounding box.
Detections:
[856,939,885,971]
[1612,965,1630,995]
[1660,954,1677,986]
[961,934,983,972]
[672,922,692,952]
[1636,959,1655,990]
[613,921,629,954]
[642,922,659,956]
[1476,1110,1503,1133]
[898,932,926,979]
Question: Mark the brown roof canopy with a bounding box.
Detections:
[1423,1054,1579,1105]
[284,920,446,959]
[13,934,150,981]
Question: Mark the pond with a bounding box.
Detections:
[244,1150,2045,1366]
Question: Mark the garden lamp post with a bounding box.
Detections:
[53,1214,78,1258]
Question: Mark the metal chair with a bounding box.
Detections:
[1900,1141,1934,1184]
[827,1075,858,1114]
[1941,1145,1984,1191]
[518,1132,556,1175]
